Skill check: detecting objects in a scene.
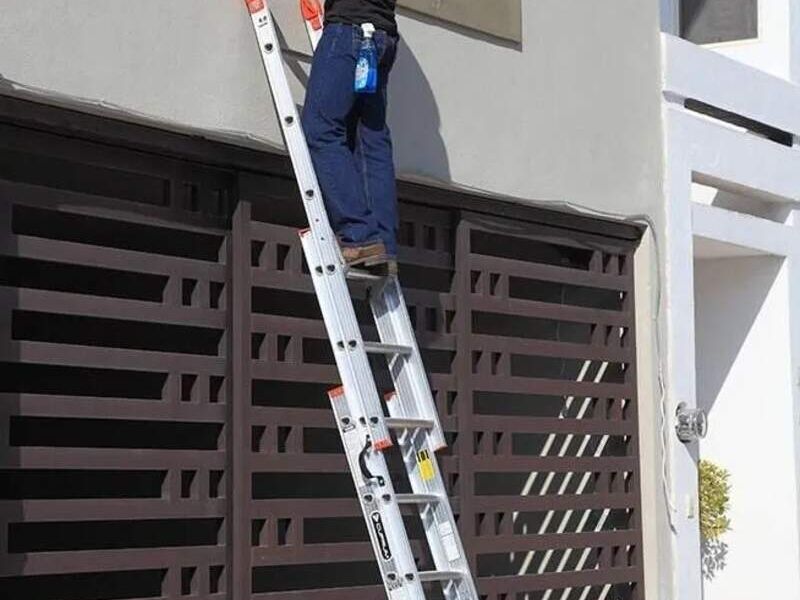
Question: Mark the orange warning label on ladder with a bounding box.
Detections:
[300,0,324,30]
[246,0,265,14]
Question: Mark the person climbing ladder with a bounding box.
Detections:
[302,0,400,274]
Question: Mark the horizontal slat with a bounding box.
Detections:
[476,529,640,554]
[469,333,632,363]
[0,499,225,521]
[470,254,628,292]
[472,415,635,436]
[0,179,229,235]
[249,407,461,434]
[2,341,225,374]
[465,212,635,253]
[479,565,642,594]
[473,493,637,512]
[3,234,226,279]
[470,295,629,327]
[0,547,225,576]
[1,394,226,422]
[250,315,457,353]
[4,448,225,469]
[11,287,226,328]
[256,268,458,313]
[473,376,633,398]
[472,456,636,473]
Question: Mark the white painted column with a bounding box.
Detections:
[788,208,800,583]
[662,105,703,599]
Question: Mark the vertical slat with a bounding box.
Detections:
[454,215,477,574]
[228,199,252,599]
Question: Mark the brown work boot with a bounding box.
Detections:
[341,241,397,275]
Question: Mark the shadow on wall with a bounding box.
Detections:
[702,537,729,581]
[694,255,784,415]
[388,37,451,184]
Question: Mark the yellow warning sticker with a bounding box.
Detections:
[416,449,435,481]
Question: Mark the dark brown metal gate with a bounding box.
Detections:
[0,97,644,600]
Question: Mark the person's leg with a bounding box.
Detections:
[354,31,399,258]
[302,24,381,249]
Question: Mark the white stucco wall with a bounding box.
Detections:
[694,256,800,600]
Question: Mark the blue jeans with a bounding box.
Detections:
[302,23,399,257]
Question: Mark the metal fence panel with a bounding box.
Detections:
[0,99,644,600]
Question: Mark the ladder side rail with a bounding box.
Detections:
[371,279,447,450]
[386,395,481,600]
[246,2,390,448]
[300,233,392,448]
[329,388,426,600]
[300,0,324,49]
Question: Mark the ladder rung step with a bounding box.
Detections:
[363,341,413,356]
[345,268,385,282]
[418,571,463,583]
[396,493,441,505]
[385,417,435,430]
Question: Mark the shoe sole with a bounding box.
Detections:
[346,253,390,268]
[345,257,398,277]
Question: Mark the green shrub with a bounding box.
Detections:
[699,459,731,541]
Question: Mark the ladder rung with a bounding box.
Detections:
[363,341,413,356]
[418,571,463,583]
[345,268,385,283]
[396,493,441,505]
[385,417,435,430]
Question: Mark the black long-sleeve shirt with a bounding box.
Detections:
[324,0,397,36]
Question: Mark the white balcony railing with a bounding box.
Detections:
[662,33,800,142]
[661,33,800,206]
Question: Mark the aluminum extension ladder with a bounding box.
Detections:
[244,1,479,599]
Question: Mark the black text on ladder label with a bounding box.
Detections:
[370,511,393,561]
